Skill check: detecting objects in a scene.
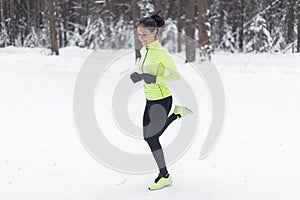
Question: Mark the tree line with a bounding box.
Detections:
[0,0,299,60]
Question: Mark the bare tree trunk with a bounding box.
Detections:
[287,0,295,44]
[77,0,81,26]
[36,0,41,30]
[167,0,176,19]
[132,0,141,60]
[198,0,209,48]
[47,0,59,55]
[2,0,7,34]
[251,0,256,18]
[9,0,15,45]
[218,0,224,45]
[163,0,169,19]
[39,1,46,29]
[267,0,273,36]
[5,0,8,21]
[0,0,2,30]
[185,0,196,62]
[105,0,112,44]
[297,1,300,53]
[251,0,258,52]
[25,2,31,29]
[32,1,37,29]
[232,0,238,48]
[61,0,68,47]
[54,0,62,48]
[0,0,3,33]
[177,0,182,52]
[67,0,75,32]
[154,0,163,15]
[153,0,164,40]
[239,0,244,52]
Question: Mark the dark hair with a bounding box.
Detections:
[137,10,165,32]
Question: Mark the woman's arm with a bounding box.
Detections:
[156,50,180,83]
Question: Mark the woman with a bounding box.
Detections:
[130,11,192,190]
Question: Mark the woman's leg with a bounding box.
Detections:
[144,136,168,176]
[143,96,178,176]
[143,96,178,138]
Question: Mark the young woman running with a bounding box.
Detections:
[130,11,192,190]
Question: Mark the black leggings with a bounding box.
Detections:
[143,96,178,176]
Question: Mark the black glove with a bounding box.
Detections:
[142,73,156,84]
[130,72,143,83]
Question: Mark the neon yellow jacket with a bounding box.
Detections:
[138,40,180,100]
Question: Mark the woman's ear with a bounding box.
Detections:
[153,29,157,38]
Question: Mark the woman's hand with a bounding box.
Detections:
[130,72,143,83]
[142,73,156,84]
[130,72,157,84]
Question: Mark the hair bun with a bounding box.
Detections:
[150,10,165,27]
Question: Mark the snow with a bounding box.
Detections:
[1,47,300,200]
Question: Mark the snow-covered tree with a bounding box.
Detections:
[160,18,177,53]
[245,14,272,52]
[0,24,9,47]
[0,0,299,54]
[138,0,155,17]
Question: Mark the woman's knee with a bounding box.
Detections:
[144,136,161,151]
[144,135,155,143]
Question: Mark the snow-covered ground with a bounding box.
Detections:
[1,47,300,200]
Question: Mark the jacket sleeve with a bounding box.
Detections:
[156,50,180,83]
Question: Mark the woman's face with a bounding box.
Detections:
[137,26,157,46]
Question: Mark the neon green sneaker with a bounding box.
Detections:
[148,174,172,190]
[173,105,193,118]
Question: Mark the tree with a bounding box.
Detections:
[185,0,196,62]
[287,0,295,44]
[61,0,68,47]
[132,0,141,59]
[232,0,238,46]
[0,0,9,47]
[239,0,244,51]
[47,0,59,55]
[0,0,299,53]
[53,0,62,48]
[245,14,272,52]
[297,0,300,53]
[0,0,3,33]
[198,0,210,48]
[9,0,15,45]
[177,0,182,52]
[218,0,225,46]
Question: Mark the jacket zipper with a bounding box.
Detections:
[141,46,149,73]
[156,64,164,97]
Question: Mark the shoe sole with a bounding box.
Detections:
[175,106,193,117]
[148,181,173,191]
[182,107,193,114]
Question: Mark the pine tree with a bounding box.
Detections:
[245,14,272,52]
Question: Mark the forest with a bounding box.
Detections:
[0,0,299,58]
